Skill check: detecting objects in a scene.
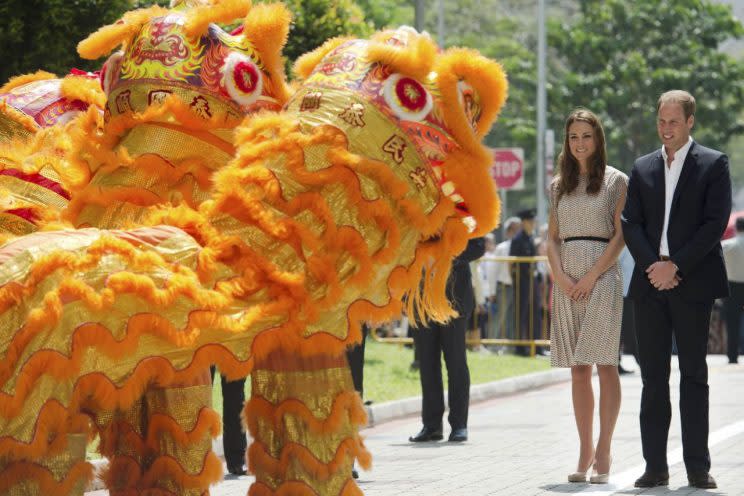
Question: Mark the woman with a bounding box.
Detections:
[547,109,627,484]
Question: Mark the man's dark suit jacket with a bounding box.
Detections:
[447,237,486,318]
[621,141,731,302]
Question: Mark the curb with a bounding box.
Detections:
[85,368,569,492]
[364,367,571,427]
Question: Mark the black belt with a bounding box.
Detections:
[563,236,610,243]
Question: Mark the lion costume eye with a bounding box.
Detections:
[222,52,263,106]
[100,51,123,96]
[383,73,433,122]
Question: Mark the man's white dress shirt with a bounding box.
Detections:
[659,137,693,257]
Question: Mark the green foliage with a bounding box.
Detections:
[0,0,137,83]
[271,0,372,74]
[354,0,412,30]
[548,0,744,170]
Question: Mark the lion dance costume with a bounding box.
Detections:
[0,0,508,495]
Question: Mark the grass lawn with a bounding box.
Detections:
[211,337,551,411]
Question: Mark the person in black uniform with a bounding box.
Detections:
[509,209,538,356]
[210,369,247,475]
[408,236,485,443]
[345,324,369,479]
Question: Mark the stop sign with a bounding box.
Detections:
[490,147,524,190]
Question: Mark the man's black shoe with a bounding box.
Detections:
[227,464,247,476]
[618,364,634,375]
[448,428,468,442]
[408,426,443,442]
[688,472,717,489]
[634,470,669,487]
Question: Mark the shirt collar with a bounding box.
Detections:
[661,136,693,164]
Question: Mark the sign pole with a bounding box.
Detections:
[536,0,547,227]
[501,188,508,232]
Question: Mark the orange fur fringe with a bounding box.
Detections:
[249,479,363,496]
[77,6,170,60]
[248,436,369,481]
[0,70,56,94]
[184,0,252,37]
[0,459,93,495]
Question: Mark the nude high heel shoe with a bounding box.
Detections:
[568,456,594,483]
[590,456,612,484]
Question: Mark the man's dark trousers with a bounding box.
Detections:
[414,314,470,430]
[724,281,744,363]
[634,290,712,474]
[346,324,369,397]
[210,368,247,469]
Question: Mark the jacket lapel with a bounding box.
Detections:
[671,141,697,212]
[652,152,666,230]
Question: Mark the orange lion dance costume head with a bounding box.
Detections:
[0,2,507,495]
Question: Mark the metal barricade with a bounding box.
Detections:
[370,256,551,357]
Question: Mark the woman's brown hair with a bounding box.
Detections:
[554,108,607,202]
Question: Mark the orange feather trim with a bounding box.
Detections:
[243,391,367,437]
[0,70,57,93]
[431,48,508,236]
[240,3,292,105]
[293,37,352,80]
[1,336,262,419]
[248,436,369,481]
[140,451,223,488]
[144,407,221,451]
[0,401,91,459]
[0,459,93,495]
[60,74,106,109]
[96,406,220,459]
[183,0,252,38]
[249,479,363,496]
[0,100,40,133]
[77,6,170,60]
[99,456,144,492]
[366,31,438,82]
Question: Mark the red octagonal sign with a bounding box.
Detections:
[490,147,524,191]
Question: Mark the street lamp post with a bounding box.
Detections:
[414,0,424,32]
[536,0,547,227]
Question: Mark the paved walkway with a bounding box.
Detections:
[89,356,744,495]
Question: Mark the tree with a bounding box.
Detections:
[548,0,744,171]
[0,0,138,83]
[275,0,372,71]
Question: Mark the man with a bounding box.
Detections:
[722,217,744,364]
[210,371,247,475]
[509,209,537,356]
[409,236,485,443]
[622,90,731,489]
[494,217,521,344]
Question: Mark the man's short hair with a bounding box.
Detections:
[736,216,744,232]
[657,90,696,120]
